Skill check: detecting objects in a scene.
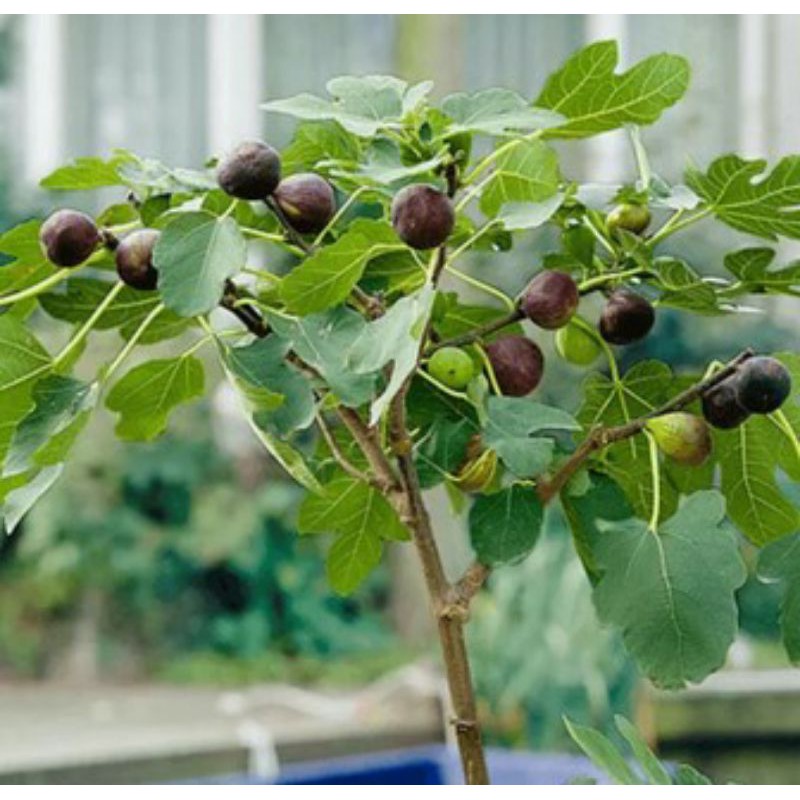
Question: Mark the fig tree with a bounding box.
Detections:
[701,377,750,430]
[607,203,651,236]
[428,346,475,390]
[646,412,712,466]
[520,270,579,330]
[273,173,336,234]
[391,184,454,250]
[484,336,544,397]
[555,320,602,366]
[599,289,655,345]
[217,140,281,200]
[735,356,792,414]
[115,229,160,291]
[39,209,101,267]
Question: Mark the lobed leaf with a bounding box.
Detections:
[441,88,563,136]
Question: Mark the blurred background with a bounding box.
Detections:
[0,13,799,785]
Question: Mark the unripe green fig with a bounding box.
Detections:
[39,209,101,267]
[484,336,544,397]
[455,436,498,494]
[273,173,336,234]
[427,346,475,390]
[217,141,281,200]
[391,184,454,250]
[555,320,602,366]
[701,377,750,430]
[115,229,160,291]
[599,289,655,345]
[520,270,579,330]
[646,412,712,466]
[735,356,792,414]
[607,203,651,236]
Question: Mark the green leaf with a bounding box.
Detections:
[281,120,361,175]
[686,155,800,240]
[117,156,217,195]
[484,395,578,477]
[4,375,96,476]
[758,534,800,663]
[106,356,205,441]
[298,475,408,594]
[593,491,746,689]
[0,315,52,396]
[40,152,135,190]
[346,141,443,186]
[415,416,475,488]
[564,716,640,785]
[347,283,435,425]
[577,360,677,520]
[715,415,800,546]
[479,139,560,217]
[154,211,247,316]
[245,421,322,494]
[561,472,634,583]
[674,765,713,785]
[269,306,377,407]
[280,219,405,315]
[468,483,544,566]
[724,248,800,290]
[433,301,523,342]
[536,40,690,139]
[614,715,672,785]
[264,75,426,137]
[496,193,564,231]
[222,336,315,436]
[2,465,62,534]
[653,257,722,314]
[441,89,564,135]
[0,220,55,296]
[39,278,191,343]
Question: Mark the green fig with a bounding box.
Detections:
[428,346,475,390]
[646,412,712,466]
[555,320,602,366]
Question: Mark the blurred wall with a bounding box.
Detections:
[3,14,800,205]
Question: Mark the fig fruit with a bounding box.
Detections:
[39,209,101,267]
[599,289,655,345]
[555,320,602,366]
[485,336,544,397]
[455,447,498,494]
[391,184,454,250]
[428,346,475,390]
[115,229,160,291]
[273,173,336,234]
[646,412,712,466]
[607,203,651,236]
[701,377,750,430]
[217,140,281,200]
[735,356,792,414]
[520,270,579,330]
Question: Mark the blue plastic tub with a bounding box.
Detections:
[191,745,606,785]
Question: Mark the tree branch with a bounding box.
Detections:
[314,412,374,486]
[221,280,271,337]
[452,347,756,610]
[427,308,523,353]
[264,195,313,254]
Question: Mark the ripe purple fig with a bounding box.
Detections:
[217,141,281,200]
[520,270,579,330]
[599,289,655,345]
[735,356,792,414]
[273,173,336,234]
[484,336,544,397]
[39,209,101,267]
[391,185,454,250]
[701,377,750,430]
[115,229,160,291]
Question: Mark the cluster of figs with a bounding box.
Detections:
[38,140,792,470]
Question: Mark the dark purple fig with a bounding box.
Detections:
[485,336,544,397]
[607,203,651,236]
[39,209,101,267]
[736,356,792,414]
[520,270,579,330]
[701,377,750,430]
[115,229,160,291]
[273,173,336,234]
[217,141,281,200]
[599,289,655,345]
[391,184,454,250]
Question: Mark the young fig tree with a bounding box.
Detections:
[1,41,799,785]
